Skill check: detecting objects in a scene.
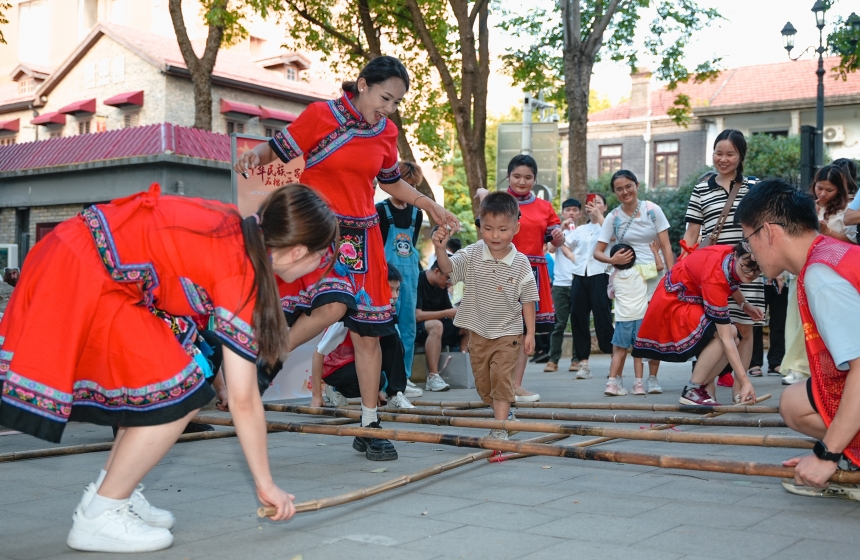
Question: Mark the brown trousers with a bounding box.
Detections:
[468,331,522,404]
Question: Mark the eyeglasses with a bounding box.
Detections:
[740,222,786,253]
[738,258,761,275]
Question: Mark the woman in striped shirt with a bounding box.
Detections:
[682,129,765,398]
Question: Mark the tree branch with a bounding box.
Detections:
[200,0,228,75]
[468,0,489,28]
[168,0,200,74]
[357,0,382,57]
[584,0,622,56]
[283,0,369,59]
[403,0,461,108]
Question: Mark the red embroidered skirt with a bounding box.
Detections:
[528,256,555,334]
[632,282,717,362]
[279,214,395,337]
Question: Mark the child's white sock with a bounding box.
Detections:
[361,404,378,427]
[95,469,108,490]
[84,493,127,519]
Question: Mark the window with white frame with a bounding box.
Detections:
[123,112,140,128]
[78,120,92,135]
[0,136,16,146]
[17,78,37,95]
[285,66,297,81]
[653,140,680,187]
[226,120,245,134]
[598,145,622,176]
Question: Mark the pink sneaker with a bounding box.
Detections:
[679,385,720,406]
[604,378,627,396]
[633,380,646,396]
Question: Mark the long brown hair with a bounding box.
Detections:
[241,184,338,367]
[811,164,849,221]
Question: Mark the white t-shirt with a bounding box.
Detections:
[568,222,610,277]
[598,201,670,266]
[613,267,648,322]
[552,228,577,286]
[805,264,860,370]
[317,322,349,356]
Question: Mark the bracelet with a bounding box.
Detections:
[740,300,749,307]
[413,193,428,205]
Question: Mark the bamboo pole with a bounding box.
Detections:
[0,417,357,464]
[195,414,860,484]
[408,400,780,414]
[264,401,786,428]
[256,433,568,518]
[262,398,807,449]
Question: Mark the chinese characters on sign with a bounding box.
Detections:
[233,135,305,217]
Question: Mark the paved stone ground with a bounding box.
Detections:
[1,355,856,560]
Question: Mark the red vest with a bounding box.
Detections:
[797,235,860,465]
[322,334,355,378]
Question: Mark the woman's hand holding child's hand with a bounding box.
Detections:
[432,225,449,248]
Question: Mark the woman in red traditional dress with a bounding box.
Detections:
[0,184,337,552]
[632,243,761,406]
[235,56,458,461]
[504,155,562,402]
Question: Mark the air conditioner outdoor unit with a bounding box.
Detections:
[823,125,845,143]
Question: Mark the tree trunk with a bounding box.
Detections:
[168,0,225,131]
[564,45,594,202]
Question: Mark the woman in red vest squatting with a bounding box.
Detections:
[235,56,459,462]
[736,179,860,499]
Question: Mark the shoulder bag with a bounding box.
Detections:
[700,180,744,247]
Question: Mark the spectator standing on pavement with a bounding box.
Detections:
[604,241,664,396]
[376,161,425,398]
[432,191,539,440]
[566,193,613,379]
[416,262,468,392]
[595,170,675,391]
[545,198,581,373]
[506,155,563,402]
[531,242,555,363]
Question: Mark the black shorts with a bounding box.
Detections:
[416,317,461,348]
[806,378,819,413]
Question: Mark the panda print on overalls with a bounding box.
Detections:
[394,232,413,257]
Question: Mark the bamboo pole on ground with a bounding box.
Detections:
[263,397,808,449]
[408,400,780,414]
[0,417,358,464]
[195,414,860,485]
[256,433,569,518]
[264,402,786,428]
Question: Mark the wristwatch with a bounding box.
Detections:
[813,440,843,463]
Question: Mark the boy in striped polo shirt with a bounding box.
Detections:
[432,191,539,440]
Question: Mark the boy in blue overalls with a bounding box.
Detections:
[376,161,425,398]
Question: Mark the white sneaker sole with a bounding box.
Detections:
[781,479,860,500]
[678,397,714,406]
[647,388,663,394]
[67,529,174,553]
[575,373,592,380]
[514,394,540,402]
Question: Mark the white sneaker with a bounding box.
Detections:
[781,479,860,500]
[782,370,808,385]
[425,373,450,392]
[514,386,540,402]
[575,368,593,379]
[485,429,509,441]
[604,378,628,396]
[324,384,349,406]
[646,376,663,394]
[404,380,423,398]
[81,483,175,530]
[388,391,415,409]
[67,502,174,553]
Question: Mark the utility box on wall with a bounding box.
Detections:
[496,122,559,199]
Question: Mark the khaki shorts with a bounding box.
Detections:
[468,331,522,404]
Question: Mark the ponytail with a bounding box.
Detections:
[241,184,338,368]
[240,216,290,368]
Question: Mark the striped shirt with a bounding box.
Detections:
[448,241,540,339]
[685,176,757,246]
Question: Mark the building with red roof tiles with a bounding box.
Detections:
[570,58,860,191]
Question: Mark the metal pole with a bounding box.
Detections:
[522,93,532,155]
[815,28,825,171]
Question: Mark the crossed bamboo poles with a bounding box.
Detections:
[4,393,851,520]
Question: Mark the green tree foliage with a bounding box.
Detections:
[498,1,722,202]
[0,2,10,44]
[442,152,478,245]
[744,134,803,186]
[826,3,860,79]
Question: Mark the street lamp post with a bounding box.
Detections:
[781,1,829,172]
